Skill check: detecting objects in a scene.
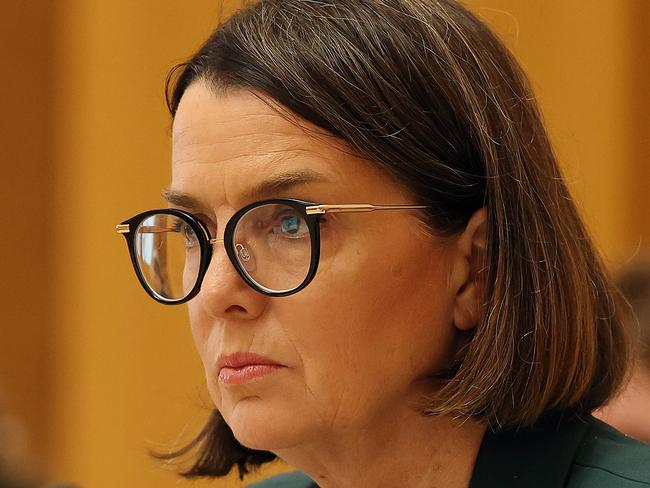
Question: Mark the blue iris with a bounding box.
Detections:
[281,215,300,234]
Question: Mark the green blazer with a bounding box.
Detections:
[248,415,650,487]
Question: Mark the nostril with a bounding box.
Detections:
[225,304,246,314]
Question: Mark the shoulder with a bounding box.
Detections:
[247,471,316,488]
[567,416,650,487]
[470,412,650,488]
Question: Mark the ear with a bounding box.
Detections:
[450,207,488,331]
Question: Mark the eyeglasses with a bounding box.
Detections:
[116,198,430,304]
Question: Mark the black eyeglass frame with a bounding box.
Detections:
[117,198,324,304]
[116,198,430,304]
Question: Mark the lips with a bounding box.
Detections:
[217,352,285,385]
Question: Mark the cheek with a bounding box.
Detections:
[276,241,455,423]
[314,234,453,346]
[187,303,227,409]
[187,303,222,389]
[187,303,208,359]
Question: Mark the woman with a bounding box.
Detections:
[116,0,650,486]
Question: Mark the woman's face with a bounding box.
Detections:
[170,81,464,451]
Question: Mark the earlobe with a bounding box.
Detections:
[451,208,488,332]
[453,282,483,331]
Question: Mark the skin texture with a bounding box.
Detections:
[170,80,488,488]
[595,364,650,444]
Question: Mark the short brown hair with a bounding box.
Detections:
[159,0,630,479]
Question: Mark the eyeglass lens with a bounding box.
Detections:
[134,214,201,300]
[233,203,312,293]
[132,203,313,299]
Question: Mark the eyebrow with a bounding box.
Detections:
[161,188,203,209]
[161,169,332,208]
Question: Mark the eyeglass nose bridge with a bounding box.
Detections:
[209,237,224,246]
[208,237,251,262]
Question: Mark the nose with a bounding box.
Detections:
[197,238,268,320]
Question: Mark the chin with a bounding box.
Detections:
[224,397,312,451]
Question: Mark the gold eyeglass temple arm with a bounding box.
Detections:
[116,223,224,246]
[305,204,429,215]
[116,205,429,233]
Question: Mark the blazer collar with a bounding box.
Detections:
[469,412,592,488]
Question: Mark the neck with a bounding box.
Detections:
[273,407,487,488]
[595,362,650,444]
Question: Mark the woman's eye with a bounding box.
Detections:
[272,213,308,237]
[183,225,199,247]
[174,221,199,247]
[281,215,300,234]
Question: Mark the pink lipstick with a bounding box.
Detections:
[217,352,285,385]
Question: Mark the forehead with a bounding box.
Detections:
[173,82,313,155]
[170,81,408,207]
[172,82,347,175]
